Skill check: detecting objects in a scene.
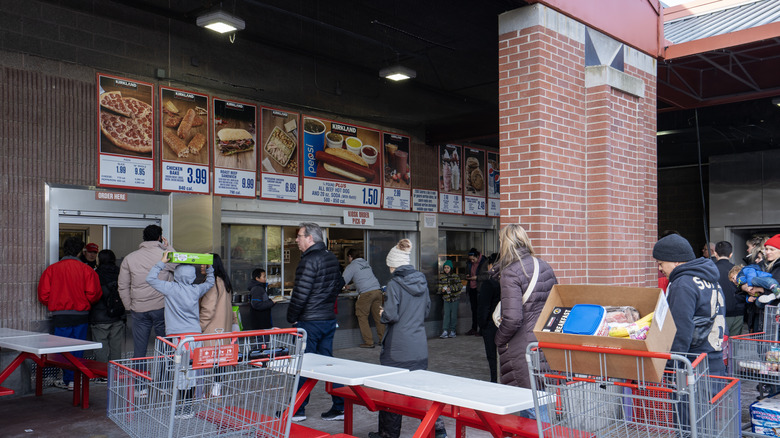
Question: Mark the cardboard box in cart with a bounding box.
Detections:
[533,285,676,382]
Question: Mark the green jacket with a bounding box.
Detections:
[437,272,463,302]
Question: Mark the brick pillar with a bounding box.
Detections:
[498,5,657,286]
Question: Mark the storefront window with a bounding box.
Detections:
[367,230,418,286]
[438,230,485,278]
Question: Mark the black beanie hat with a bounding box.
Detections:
[652,234,696,262]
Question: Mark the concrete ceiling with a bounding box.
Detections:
[53,0,780,168]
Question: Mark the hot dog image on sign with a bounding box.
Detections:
[301,116,381,185]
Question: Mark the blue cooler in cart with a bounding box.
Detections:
[561,304,609,336]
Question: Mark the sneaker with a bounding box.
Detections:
[291,411,306,422]
[435,432,448,438]
[174,405,194,419]
[93,378,108,385]
[439,331,449,339]
[211,383,222,397]
[53,380,70,390]
[759,294,776,304]
[368,433,383,438]
[359,343,375,348]
[320,407,344,421]
[465,329,477,336]
[135,388,148,399]
[67,381,74,391]
[449,331,456,338]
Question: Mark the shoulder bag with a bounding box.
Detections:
[492,257,539,327]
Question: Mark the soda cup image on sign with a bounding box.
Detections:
[167,252,214,265]
[303,118,326,177]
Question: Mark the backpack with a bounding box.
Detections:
[103,280,125,318]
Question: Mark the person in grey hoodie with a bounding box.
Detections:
[343,248,385,347]
[369,239,447,438]
[145,252,215,336]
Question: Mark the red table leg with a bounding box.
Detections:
[412,402,445,438]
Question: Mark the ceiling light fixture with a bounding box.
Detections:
[380,65,416,81]
[196,10,245,34]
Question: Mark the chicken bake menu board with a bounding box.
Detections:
[159,87,210,194]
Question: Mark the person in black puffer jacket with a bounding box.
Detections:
[287,223,346,422]
[89,250,126,363]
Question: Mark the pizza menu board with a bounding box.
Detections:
[213,98,257,198]
[159,87,210,194]
[259,108,299,201]
[487,151,500,217]
[301,116,382,209]
[97,74,155,190]
[463,147,486,216]
[439,144,463,214]
[382,132,411,210]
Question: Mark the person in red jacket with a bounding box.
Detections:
[38,236,102,390]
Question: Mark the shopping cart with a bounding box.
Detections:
[526,342,741,438]
[108,328,306,438]
[729,305,780,436]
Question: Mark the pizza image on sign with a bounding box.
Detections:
[99,91,153,153]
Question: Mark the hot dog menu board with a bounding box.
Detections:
[259,107,299,201]
[159,87,210,194]
[213,98,257,198]
[301,115,382,209]
[463,147,486,216]
[487,151,500,216]
[439,144,463,214]
[97,74,155,190]
[382,132,411,211]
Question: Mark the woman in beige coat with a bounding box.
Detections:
[199,254,238,336]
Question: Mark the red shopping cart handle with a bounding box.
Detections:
[536,342,673,359]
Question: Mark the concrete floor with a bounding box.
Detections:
[0,332,497,438]
[0,332,762,438]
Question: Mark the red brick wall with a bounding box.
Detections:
[499,23,657,285]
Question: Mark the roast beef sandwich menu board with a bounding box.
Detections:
[97,74,155,190]
[213,97,257,198]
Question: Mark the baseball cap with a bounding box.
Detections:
[85,243,99,253]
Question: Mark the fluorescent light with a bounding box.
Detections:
[196,10,245,34]
[380,65,416,81]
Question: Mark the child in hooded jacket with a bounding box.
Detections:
[146,251,214,418]
[437,260,463,338]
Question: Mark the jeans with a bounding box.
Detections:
[91,321,126,362]
[296,319,344,412]
[54,323,88,384]
[131,309,166,358]
[442,301,459,333]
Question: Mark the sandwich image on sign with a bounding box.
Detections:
[315,147,373,182]
[217,128,255,155]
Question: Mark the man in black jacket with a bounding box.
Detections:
[287,222,346,422]
[714,241,744,337]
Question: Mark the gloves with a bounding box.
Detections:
[231,323,240,332]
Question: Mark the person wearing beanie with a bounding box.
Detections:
[370,239,448,438]
[653,234,726,375]
[437,260,463,338]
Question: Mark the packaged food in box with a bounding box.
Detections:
[751,394,780,436]
[167,252,213,265]
[533,285,676,382]
[562,304,608,336]
[540,307,572,333]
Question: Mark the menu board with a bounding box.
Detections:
[97,74,154,190]
[159,87,210,194]
[463,147,486,216]
[439,144,463,214]
[487,151,500,217]
[301,116,382,208]
[382,132,411,210]
[213,98,257,198]
[259,108,299,201]
[412,189,438,212]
